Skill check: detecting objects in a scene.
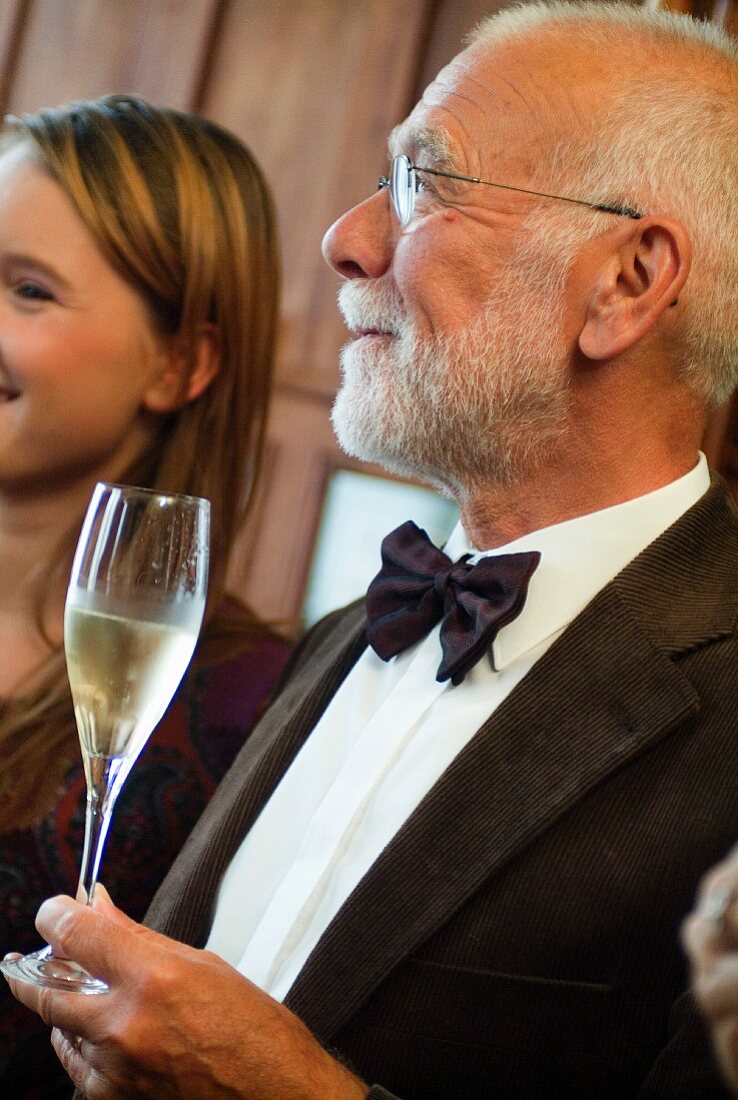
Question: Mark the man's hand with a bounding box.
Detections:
[4,889,368,1100]
[683,846,738,1096]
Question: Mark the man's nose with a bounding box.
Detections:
[321,189,394,280]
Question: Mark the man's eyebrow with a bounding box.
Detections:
[387,124,456,170]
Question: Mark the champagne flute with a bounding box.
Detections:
[1,483,209,993]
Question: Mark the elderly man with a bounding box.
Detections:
[6,2,738,1097]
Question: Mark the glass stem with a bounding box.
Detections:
[77,756,128,906]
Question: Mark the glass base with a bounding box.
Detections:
[0,947,109,994]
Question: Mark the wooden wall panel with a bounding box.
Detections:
[0,0,26,109]
[201,0,432,395]
[205,0,461,625]
[651,0,738,29]
[415,0,645,99]
[416,0,511,91]
[229,391,342,626]
[0,0,735,625]
[230,387,429,626]
[3,0,220,114]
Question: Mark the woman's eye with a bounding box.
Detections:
[13,281,54,302]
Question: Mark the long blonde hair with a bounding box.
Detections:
[0,95,281,830]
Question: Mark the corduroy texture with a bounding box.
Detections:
[144,474,738,1099]
[145,603,369,949]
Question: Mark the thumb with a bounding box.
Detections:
[36,895,163,987]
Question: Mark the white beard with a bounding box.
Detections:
[331,252,572,496]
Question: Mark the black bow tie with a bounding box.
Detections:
[365,521,540,686]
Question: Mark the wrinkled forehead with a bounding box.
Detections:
[389,38,594,177]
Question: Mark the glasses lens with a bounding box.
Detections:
[391,155,414,227]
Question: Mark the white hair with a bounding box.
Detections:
[468,2,738,407]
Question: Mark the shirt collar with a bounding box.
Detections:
[443,454,710,671]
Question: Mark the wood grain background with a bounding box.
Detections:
[0,0,734,628]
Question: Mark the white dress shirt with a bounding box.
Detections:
[206,455,710,1001]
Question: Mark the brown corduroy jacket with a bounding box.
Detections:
[146,474,738,1099]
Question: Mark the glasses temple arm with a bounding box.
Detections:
[415,164,642,220]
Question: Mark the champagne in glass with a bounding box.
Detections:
[0,483,209,993]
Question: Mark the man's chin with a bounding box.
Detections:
[330,400,382,465]
[331,398,446,488]
[332,400,394,463]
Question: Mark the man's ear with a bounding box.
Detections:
[578,216,691,361]
[143,324,221,414]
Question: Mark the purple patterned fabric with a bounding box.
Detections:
[0,634,290,1098]
[366,521,540,685]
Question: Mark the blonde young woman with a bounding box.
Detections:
[0,95,289,1094]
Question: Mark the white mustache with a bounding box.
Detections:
[337,281,408,336]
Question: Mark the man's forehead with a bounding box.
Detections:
[387,52,488,163]
[387,42,558,170]
[388,35,608,176]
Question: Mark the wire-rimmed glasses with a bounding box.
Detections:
[378,153,642,228]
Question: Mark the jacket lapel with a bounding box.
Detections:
[146,604,368,945]
[286,476,738,1038]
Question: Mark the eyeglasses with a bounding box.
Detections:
[378,153,642,228]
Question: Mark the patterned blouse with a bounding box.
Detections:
[0,634,290,1097]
